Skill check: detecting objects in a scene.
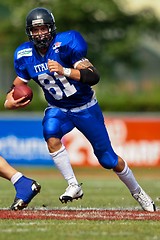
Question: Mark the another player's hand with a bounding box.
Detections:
[48,59,64,75]
[4,89,30,110]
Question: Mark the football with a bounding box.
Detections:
[13,84,33,102]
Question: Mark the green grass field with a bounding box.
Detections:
[0,167,160,240]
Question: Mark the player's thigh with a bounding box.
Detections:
[73,103,111,151]
[42,107,74,140]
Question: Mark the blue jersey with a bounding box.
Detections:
[14,30,94,109]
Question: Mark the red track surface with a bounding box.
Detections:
[0,209,159,220]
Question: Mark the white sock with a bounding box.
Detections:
[49,145,78,185]
[115,161,140,195]
[11,172,23,185]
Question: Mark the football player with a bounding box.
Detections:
[5,7,155,211]
[0,156,41,210]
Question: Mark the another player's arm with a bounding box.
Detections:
[4,77,30,109]
[48,59,100,86]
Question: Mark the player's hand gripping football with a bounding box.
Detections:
[4,89,30,109]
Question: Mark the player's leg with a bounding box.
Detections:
[0,156,17,179]
[43,107,83,203]
[113,157,156,211]
[0,156,41,210]
[72,103,156,211]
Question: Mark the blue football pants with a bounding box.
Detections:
[42,103,118,169]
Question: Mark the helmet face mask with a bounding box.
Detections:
[26,7,56,49]
[27,24,53,49]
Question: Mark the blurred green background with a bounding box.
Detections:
[0,0,160,112]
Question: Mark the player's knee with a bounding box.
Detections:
[99,158,117,169]
[47,138,61,153]
[43,118,62,141]
[96,152,118,169]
